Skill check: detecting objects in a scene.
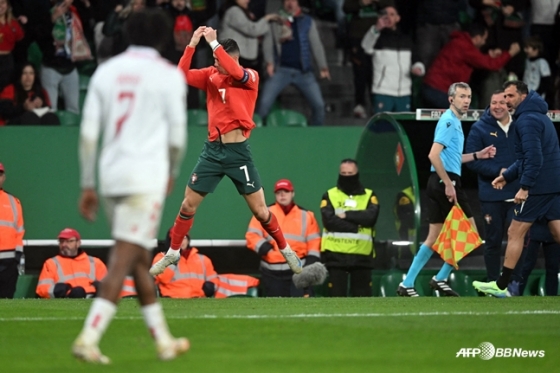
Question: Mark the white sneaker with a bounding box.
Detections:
[72,338,110,364]
[353,105,367,119]
[157,337,190,361]
[149,249,180,276]
[280,245,302,274]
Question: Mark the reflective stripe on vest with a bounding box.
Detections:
[260,257,307,271]
[246,227,273,253]
[121,276,137,296]
[321,187,375,256]
[0,251,16,259]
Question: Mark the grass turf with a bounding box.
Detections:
[1,297,559,373]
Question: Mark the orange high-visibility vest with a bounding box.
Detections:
[246,203,321,272]
[154,247,219,298]
[120,276,137,298]
[215,274,259,298]
[36,252,107,298]
[0,190,24,259]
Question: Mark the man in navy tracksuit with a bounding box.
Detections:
[474,81,560,297]
[466,91,519,282]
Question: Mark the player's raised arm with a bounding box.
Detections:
[178,26,210,90]
[203,27,258,87]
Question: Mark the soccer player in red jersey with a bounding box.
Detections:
[150,26,303,277]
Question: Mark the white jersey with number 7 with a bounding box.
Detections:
[79,46,187,196]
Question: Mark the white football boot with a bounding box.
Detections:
[149,249,180,276]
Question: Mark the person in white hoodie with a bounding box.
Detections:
[361,5,424,114]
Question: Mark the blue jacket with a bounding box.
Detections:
[466,109,519,201]
[503,90,560,195]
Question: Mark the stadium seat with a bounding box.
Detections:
[79,90,87,112]
[56,110,81,126]
[416,271,438,297]
[228,286,258,298]
[253,113,263,127]
[27,42,42,70]
[312,274,330,297]
[266,109,308,127]
[537,273,560,296]
[371,272,384,297]
[446,271,478,297]
[270,100,282,112]
[538,275,546,296]
[187,109,208,127]
[79,74,91,91]
[77,60,97,77]
[14,275,39,299]
[523,272,542,296]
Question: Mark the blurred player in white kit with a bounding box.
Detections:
[72,8,189,364]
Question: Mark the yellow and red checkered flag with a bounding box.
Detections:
[432,205,482,269]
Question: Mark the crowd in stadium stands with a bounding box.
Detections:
[0,0,559,126]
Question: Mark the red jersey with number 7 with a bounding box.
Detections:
[178,45,259,141]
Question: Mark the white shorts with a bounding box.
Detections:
[103,193,165,250]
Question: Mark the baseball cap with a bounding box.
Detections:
[58,228,81,240]
[0,163,4,172]
[274,179,294,192]
[174,15,193,32]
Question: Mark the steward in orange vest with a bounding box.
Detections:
[246,179,321,297]
[0,163,25,299]
[36,228,107,298]
[154,233,259,298]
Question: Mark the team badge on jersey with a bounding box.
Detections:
[191,173,198,184]
[484,214,492,224]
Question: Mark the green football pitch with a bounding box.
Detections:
[1,297,559,373]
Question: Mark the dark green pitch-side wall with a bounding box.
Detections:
[0,126,362,240]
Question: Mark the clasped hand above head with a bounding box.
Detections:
[188,26,218,48]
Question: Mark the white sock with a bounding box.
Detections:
[166,248,180,255]
[141,302,173,345]
[78,298,117,345]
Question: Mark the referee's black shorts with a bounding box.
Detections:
[426,172,473,224]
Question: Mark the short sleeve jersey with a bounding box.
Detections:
[80,46,187,195]
[431,109,463,176]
